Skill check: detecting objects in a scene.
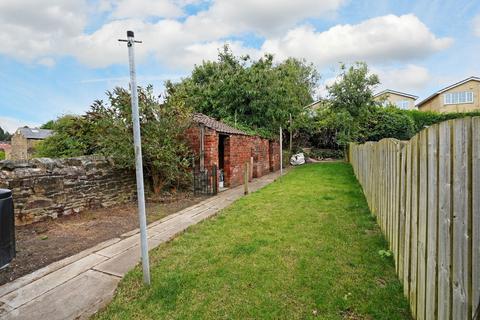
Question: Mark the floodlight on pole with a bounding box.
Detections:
[118,30,150,285]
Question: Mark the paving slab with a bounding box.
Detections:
[5,270,120,320]
[0,253,108,309]
[94,237,164,277]
[0,237,120,298]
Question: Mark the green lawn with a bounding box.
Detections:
[94,163,411,320]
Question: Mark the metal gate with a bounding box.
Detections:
[193,165,218,196]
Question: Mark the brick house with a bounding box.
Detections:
[186,113,280,189]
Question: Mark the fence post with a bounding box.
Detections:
[244,162,249,195]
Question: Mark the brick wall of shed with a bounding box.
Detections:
[185,124,281,189]
[269,140,280,172]
[185,125,219,172]
[224,135,253,188]
[251,137,271,178]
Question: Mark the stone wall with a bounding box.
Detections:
[0,156,136,225]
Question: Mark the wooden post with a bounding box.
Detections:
[289,113,292,153]
[244,162,249,195]
[280,126,283,176]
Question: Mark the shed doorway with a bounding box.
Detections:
[218,134,227,190]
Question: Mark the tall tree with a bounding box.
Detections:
[327,62,379,117]
[164,45,319,136]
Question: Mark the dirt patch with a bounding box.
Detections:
[0,193,207,286]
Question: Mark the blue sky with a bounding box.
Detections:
[1,0,479,132]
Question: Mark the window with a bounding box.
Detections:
[395,100,410,110]
[443,91,474,105]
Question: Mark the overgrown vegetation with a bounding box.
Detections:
[0,150,5,160]
[94,163,411,319]
[37,86,192,193]
[304,62,478,151]
[164,45,319,138]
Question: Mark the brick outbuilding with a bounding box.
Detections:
[186,113,280,189]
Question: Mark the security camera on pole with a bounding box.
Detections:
[119,31,151,285]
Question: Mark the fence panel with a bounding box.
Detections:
[349,117,479,320]
[426,125,438,320]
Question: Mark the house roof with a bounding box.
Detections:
[374,89,418,100]
[192,113,248,136]
[16,127,53,140]
[417,76,480,107]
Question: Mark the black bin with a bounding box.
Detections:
[0,189,15,268]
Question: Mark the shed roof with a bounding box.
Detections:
[16,127,53,140]
[193,113,248,136]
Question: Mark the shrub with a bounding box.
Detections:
[36,115,96,158]
[0,150,5,160]
[308,149,344,160]
[358,106,416,142]
[405,110,480,132]
[37,86,193,193]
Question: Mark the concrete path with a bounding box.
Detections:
[0,171,281,320]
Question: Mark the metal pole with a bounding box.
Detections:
[119,30,150,285]
[280,126,283,176]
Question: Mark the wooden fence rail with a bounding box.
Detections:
[349,117,480,320]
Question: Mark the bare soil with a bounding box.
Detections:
[0,193,206,286]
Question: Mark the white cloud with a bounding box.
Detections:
[262,14,453,68]
[0,117,39,133]
[374,64,431,94]
[109,0,184,19]
[200,0,345,36]
[37,57,56,67]
[0,0,87,62]
[0,1,452,75]
[473,14,480,37]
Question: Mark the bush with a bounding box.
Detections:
[358,106,416,142]
[37,86,193,193]
[405,110,480,132]
[308,149,344,160]
[36,115,96,158]
[0,150,5,160]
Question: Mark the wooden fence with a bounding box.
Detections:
[349,117,480,320]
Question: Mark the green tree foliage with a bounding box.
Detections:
[0,127,12,141]
[327,62,379,117]
[37,86,193,193]
[0,150,5,160]
[36,115,96,157]
[164,46,319,136]
[40,120,56,130]
[404,109,480,132]
[310,62,415,149]
[358,106,416,142]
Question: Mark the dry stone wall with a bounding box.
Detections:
[0,156,136,225]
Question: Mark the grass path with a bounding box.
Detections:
[94,163,411,319]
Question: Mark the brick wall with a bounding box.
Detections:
[0,156,136,225]
[269,141,280,172]
[185,124,281,189]
[224,135,253,187]
[251,137,271,178]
